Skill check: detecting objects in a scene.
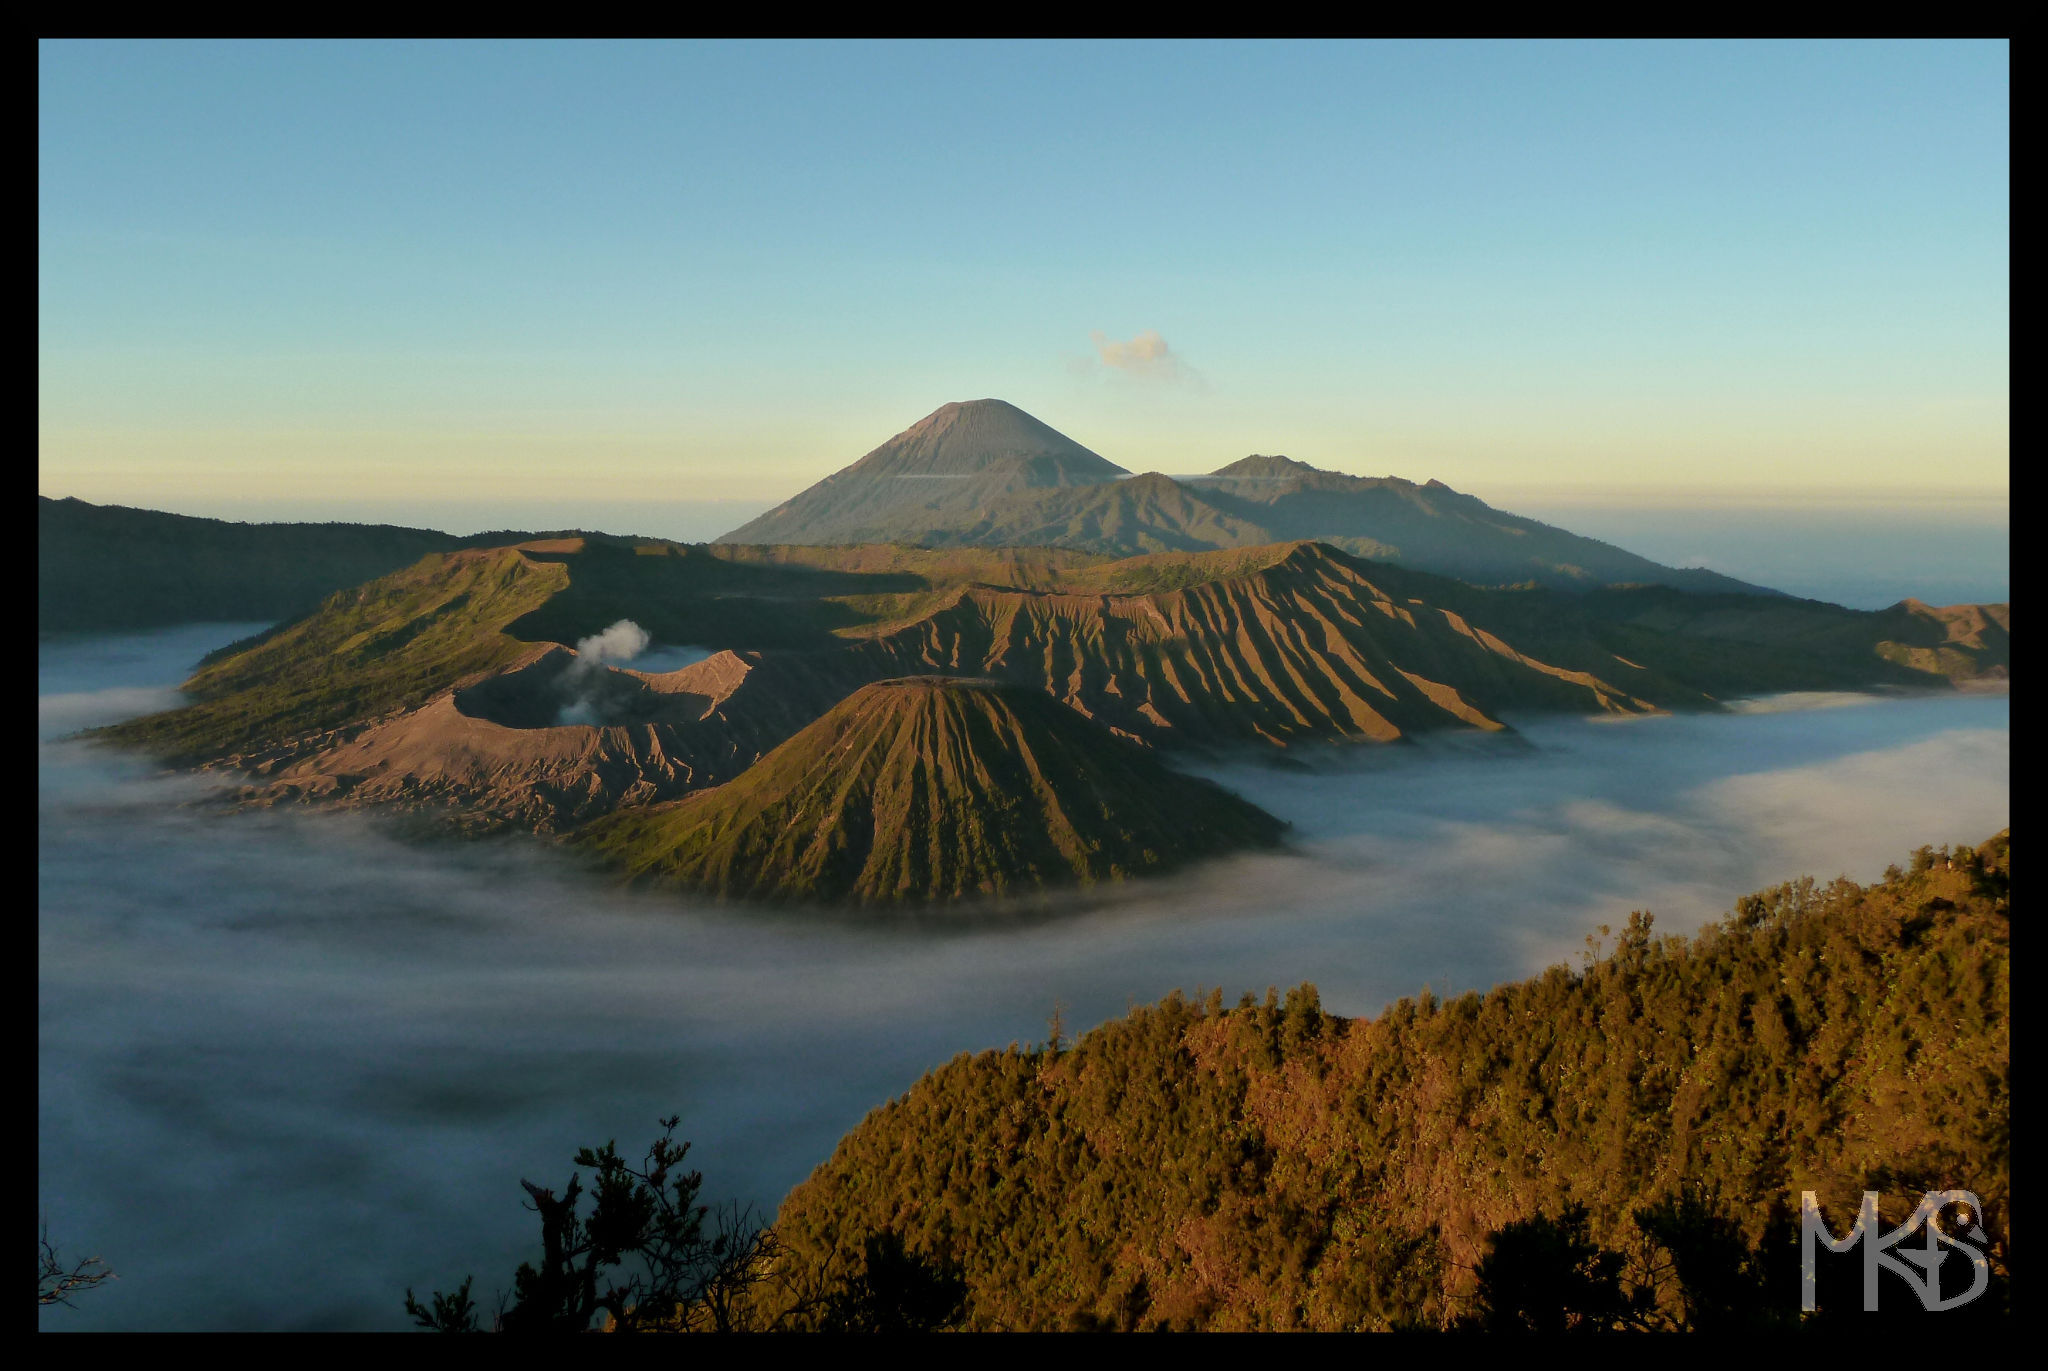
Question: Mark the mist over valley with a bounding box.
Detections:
[39,39,2008,1329]
[38,625,2007,1328]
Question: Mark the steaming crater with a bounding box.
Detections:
[451,630,716,732]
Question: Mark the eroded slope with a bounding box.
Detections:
[574,677,1287,903]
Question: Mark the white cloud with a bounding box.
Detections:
[1084,329,1204,388]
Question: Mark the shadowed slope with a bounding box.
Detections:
[574,677,1286,904]
[920,471,1267,555]
[37,495,519,635]
[1186,457,1773,595]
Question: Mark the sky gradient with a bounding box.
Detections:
[40,40,2008,542]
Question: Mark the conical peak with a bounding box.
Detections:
[829,675,1059,731]
[575,668,1285,904]
[849,401,1126,480]
[915,398,1025,429]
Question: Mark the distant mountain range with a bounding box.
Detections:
[47,398,2008,905]
[90,532,2006,902]
[38,496,533,635]
[718,399,1775,595]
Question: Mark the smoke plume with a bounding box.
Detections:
[555,619,651,726]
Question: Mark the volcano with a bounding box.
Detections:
[574,676,1286,904]
[719,399,1126,547]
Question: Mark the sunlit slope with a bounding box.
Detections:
[722,399,1128,547]
[266,538,1582,831]
[575,677,1286,903]
[1872,599,2009,681]
[836,541,1667,746]
[98,536,2006,834]
[100,538,1667,781]
[255,645,720,832]
[771,832,2011,1329]
[96,545,569,767]
[86,537,1065,771]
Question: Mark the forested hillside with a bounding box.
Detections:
[772,833,2011,1329]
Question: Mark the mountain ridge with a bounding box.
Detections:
[712,400,1777,596]
[38,495,541,635]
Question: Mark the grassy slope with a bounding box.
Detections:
[575,678,1286,903]
[95,546,568,766]
[505,541,1111,651]
[95,537,1999,777]
[771,832,2011,1329]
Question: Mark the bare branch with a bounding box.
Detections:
[38,1223,116,1308]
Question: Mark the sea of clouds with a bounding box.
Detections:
[37,626,2009,1330]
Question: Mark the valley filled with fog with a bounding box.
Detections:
[39,625,2009,1330]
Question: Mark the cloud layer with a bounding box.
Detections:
[37,627,2009,1330]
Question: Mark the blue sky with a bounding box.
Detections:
[40,40,2008,544]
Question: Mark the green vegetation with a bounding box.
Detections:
[770,833,2010,1329]
[1072,542,1312,595]
[504,538,1107,651]
[95,532,2003,877]
[575,677,1286,903]
[97,546,568,766]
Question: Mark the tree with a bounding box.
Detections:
[1460,1204,1650,1333]
[1633,1192,1798,1331]
[811,1231,967,1333]
[408,1116,967,1333]
[407,1115,782,1333]
[38,1223,114,1308]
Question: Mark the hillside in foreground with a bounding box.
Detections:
[770,832,2010,1328]
[574,677,1286,904]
